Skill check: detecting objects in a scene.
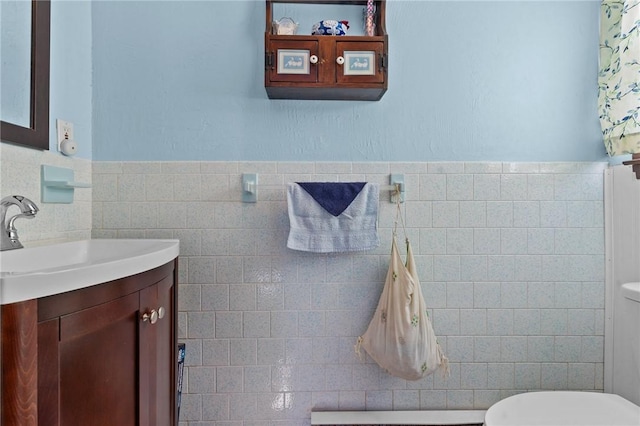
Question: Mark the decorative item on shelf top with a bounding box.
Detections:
[272,17,298,35]
[364,0,375,36]
[311,20,349,36]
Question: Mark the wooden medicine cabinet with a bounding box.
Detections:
[264,0,388,101]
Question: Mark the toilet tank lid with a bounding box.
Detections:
[485,391,640,426]
[622,282,640,302]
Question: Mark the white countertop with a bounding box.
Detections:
[0,239,179,305]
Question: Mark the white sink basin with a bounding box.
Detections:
[0,239,179,304]
[622,282,640,302]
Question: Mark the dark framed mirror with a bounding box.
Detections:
[0,0,50,151]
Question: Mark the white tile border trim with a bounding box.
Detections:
[311,410,487,425]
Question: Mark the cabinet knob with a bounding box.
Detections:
[310,55,318,64]
[141,306,166,324]
[336,56,345,65]
[141,309,158,324]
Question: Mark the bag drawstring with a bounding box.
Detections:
[392,191,407,238]
[438,345,450,378]
[393,193,410,263]
[354,336,364,362]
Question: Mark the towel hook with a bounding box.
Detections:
[390,174,405,203]
[242,173,258,203]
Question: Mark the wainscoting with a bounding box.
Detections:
[93,160,607,425]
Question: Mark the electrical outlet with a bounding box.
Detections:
[56,119,74,152]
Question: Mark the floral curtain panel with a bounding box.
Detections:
[599,0,640,156]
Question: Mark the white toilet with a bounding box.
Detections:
[485,282,640,426]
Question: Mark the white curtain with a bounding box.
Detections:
[599,0,640,156]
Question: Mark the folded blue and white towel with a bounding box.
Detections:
[286,182,380,253]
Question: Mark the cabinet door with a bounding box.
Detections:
[335,41,385,84]
[56,292,139,426]
[139,275,176,426]
[2,300,38,426]
[267,40,319,83]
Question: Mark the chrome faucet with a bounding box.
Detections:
[1,195,39,251]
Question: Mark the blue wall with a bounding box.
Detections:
[92,0,605,162]
[50,0,92,159]
[0,0,92,158]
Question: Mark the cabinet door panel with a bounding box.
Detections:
[268,40,319,83]
[336,41,385,84]
[58,292,139,426]
[2,300,38,426]
[38,318,60,426]
[140,275,175,426]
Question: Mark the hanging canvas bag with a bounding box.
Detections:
[356,200,449,380]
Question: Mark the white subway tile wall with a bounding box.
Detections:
[0,143,92,245]
[92,161,607,426]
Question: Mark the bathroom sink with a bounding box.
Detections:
[0,239,179,304]
[622,282,640,302]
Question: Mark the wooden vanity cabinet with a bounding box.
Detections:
[1,259,178,426]
[265,0,388,100]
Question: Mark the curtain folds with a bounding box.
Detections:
[599,0,640,156]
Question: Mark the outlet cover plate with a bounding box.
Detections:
[56,119,74,152]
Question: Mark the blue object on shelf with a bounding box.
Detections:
[177,343,186,421]
[41,165,91,204]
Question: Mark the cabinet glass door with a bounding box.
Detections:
[336,41,385,84]
[268,40,318,83]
